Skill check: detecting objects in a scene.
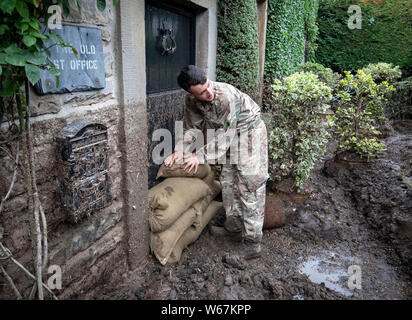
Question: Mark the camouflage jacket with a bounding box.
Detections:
[175,80,263,162]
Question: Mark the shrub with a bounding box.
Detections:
[363,62,402,84]
[268,72,333,191]
[386,77,412,120]
[333,70,395,161]
[294,62,342,93]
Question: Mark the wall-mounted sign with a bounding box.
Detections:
[34,24,106,95]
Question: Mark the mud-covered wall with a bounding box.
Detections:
[0,0,219,299]
[0,0,128,299]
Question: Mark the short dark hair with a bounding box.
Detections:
[177,65,207,92]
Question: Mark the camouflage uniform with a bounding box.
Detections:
[176,81,269,242]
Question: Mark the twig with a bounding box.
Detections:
[0,133,23,146]
[29,282,37,300]
[32,197,44,300]
[39,202,48,270]
[0,141,19,214]
[22,87,44,300]
[0,264,23,299]
[0,242,57,300]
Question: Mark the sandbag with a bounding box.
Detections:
[150,196,212,265]
[192,194,214,229]
[168,201,223,264]
[149,177,212,232]
[202,165,222,198]
[156,163,211,179]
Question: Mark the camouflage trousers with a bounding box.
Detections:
[220,120,269,242]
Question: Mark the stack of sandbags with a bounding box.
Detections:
[149,163,222,265]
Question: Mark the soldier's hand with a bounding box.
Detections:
[183,153,199,174]
[164,151,184,167]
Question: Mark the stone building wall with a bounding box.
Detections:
[0,0,219,299]
[0,1,125,299]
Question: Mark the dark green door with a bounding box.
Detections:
[145,1,196,188]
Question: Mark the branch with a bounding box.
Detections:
[0,141,20,215]
[0,133,24,146]
[0,242,57,300]
[0,264,23,299]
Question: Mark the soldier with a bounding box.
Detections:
[164,65,269,260]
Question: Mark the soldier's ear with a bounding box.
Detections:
[187,93,195,99]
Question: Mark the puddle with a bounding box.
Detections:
[298,251,361,297]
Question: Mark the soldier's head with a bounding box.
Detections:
[177,65,215,102]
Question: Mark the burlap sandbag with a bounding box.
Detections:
[150,196,212,265]
[168,201,223,264]
[149,177,212,232]
[202,165,222,198]
[156,163,211,179]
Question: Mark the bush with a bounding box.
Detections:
[333,70,395,161]
[386,77,412,120]
[268,72,333,191]
[294,62,342,93]
[363,62,402,84]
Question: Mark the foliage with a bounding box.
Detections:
[363,62,402,84]
[216,0,259,100]
[315,0,412,76]
[294,62,341,93]
[386,77,412,120]
[268,71,333,191]
[264,0,319,80]
[332,70,395,161]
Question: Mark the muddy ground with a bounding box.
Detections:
[94,120,412,300]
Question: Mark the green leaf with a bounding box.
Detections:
[97,0,106,11]
[0,79,19,97]
[73,0,81,12]
[0,0,16,14]
[20,23,29,33]
[0,24,9,35]
[48,67,60,76]
[23,35,37,47]
[47,33,59,44]
[28,19,40,31]
[4,43,23,55]
[30,31,47,40]
[5,53,26,66]
[25,64,41,85]
[16,1,29,19]
[113,0,119,6]
[0,65,2,76]
[25,51,46,65]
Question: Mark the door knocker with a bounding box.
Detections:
[160,22,176,56]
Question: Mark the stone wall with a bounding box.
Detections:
[0,0,219,299]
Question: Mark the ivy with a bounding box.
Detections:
[264,0,319,81]
[216,0,260,101]
[315,0,412,76]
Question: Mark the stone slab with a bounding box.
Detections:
[34,24,106,95]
